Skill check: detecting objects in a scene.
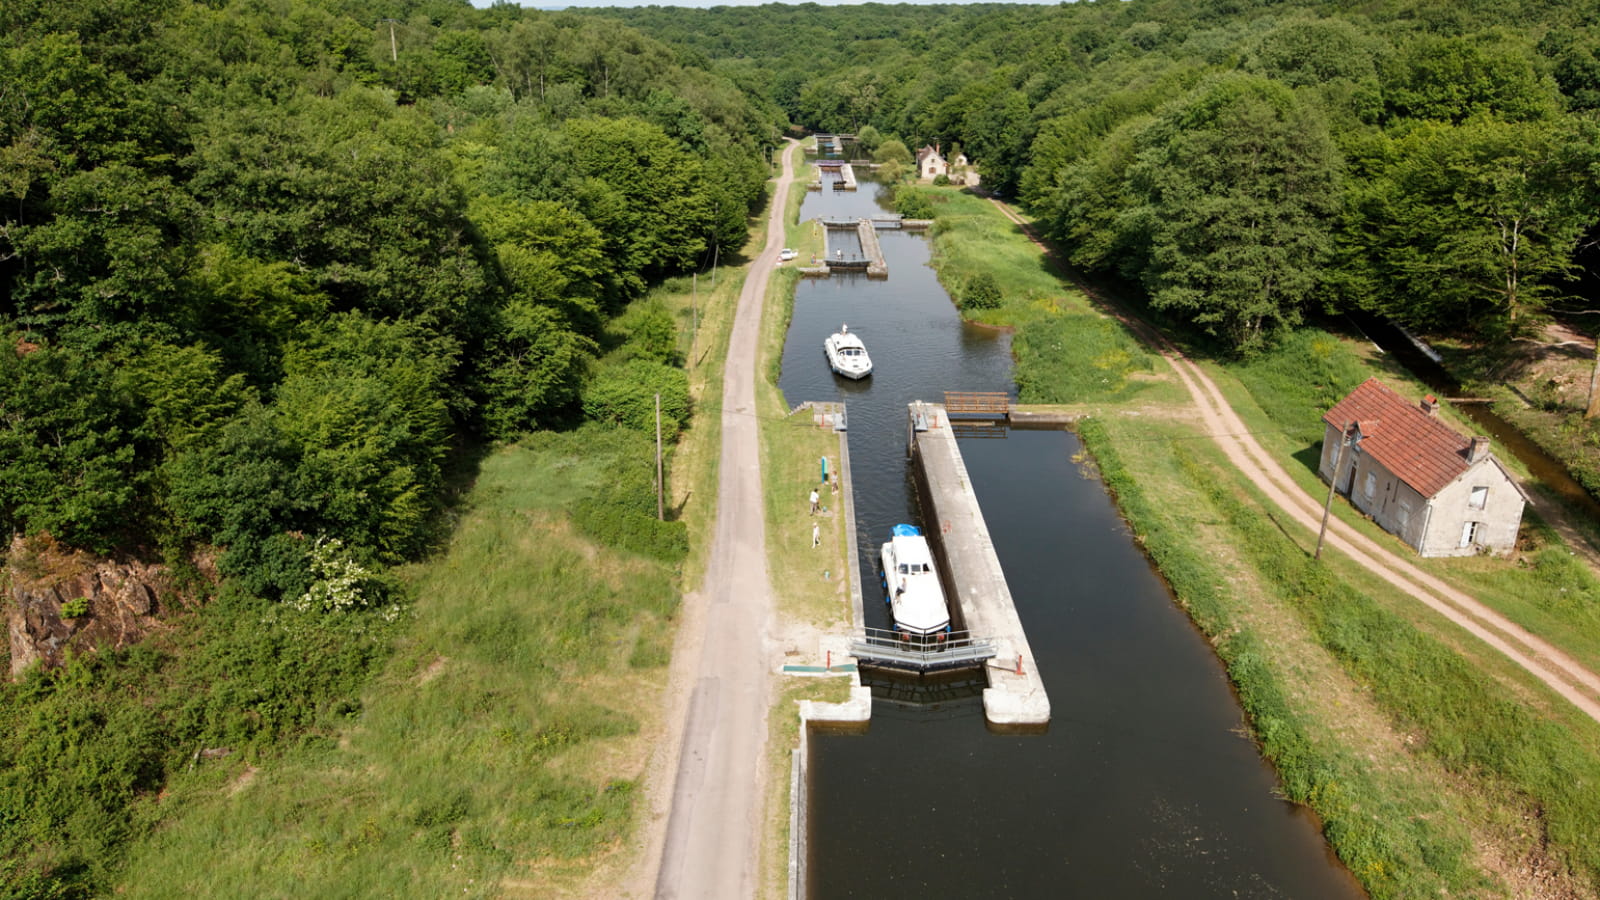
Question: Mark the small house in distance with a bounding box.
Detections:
[916,144,948,179]
[1320,378,1527,557]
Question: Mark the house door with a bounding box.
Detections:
[1459,521,1478,548]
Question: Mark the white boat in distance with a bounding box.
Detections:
[880,524,951,639]
[823,324,873,379]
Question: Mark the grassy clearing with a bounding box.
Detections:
[116,435,681,898]
[921,188,1070,325]
[759,404,853,627]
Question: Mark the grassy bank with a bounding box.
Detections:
[755,159,863,897]
[923,184,1600,896]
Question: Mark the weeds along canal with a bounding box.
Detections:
[779,171,1365,898]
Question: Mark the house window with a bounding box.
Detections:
[1469,486,1488,509]
[1363,471,1376,500]
[1460,521,1480,548]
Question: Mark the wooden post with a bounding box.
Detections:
[1315,422,1352,560]
[655,393,664,522]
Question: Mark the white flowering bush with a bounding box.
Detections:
[295,536,377,614]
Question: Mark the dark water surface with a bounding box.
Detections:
[783,179,1365,898]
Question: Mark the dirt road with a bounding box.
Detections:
[630,141,799,900]
[988,198,1600,724]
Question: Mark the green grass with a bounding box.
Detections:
[114,435,680,897]
[921,190,1071,320]
[1012,310,1161,405]
[910,186,1168,407]
[757,234,852,627]
[1229,327,1377,446]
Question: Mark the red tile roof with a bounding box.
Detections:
[1323,378,1473,498]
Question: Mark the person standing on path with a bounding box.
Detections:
[809,488,820,514]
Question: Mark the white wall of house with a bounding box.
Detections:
[1417,464,1525,557]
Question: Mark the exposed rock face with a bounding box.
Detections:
[5,534,190,680]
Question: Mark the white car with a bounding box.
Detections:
[778,248,798,261]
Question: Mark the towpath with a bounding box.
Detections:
[629,140,799,900]
[987,197,1600,725]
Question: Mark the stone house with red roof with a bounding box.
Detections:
[1320,378,1527,557]
[916,144,948,179]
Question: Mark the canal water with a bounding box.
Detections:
[781,175,1365,898]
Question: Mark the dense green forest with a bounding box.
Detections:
[0,0,775,570]
[0,0,775,893]
[592,0,1600,353]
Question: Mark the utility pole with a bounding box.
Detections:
[1315,422,1354,560]
[380,19,398,62]
[655,393,664,522]
[691,272,698,350]
[710,241,718,289]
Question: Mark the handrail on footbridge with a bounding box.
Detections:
[849,628,997,672]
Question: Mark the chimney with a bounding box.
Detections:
[1420,395,1439,416]
[1469,436,1490,463]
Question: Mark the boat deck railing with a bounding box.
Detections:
[849,627,997,672]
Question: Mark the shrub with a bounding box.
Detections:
[571,500,688,563]
[60,597,90,619]
[582,360,690,438]
[962,272,1003,310]
[891,184,936,219]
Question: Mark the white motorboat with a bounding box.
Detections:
[823,324,873,379]
[880,524,951,639]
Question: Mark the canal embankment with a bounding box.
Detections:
[919,184,1600,895]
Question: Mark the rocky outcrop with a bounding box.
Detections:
[5,534,193,680]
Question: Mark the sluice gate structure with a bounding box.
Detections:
[898,400,1051,727]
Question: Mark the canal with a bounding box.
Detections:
[780,169,1365,897]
